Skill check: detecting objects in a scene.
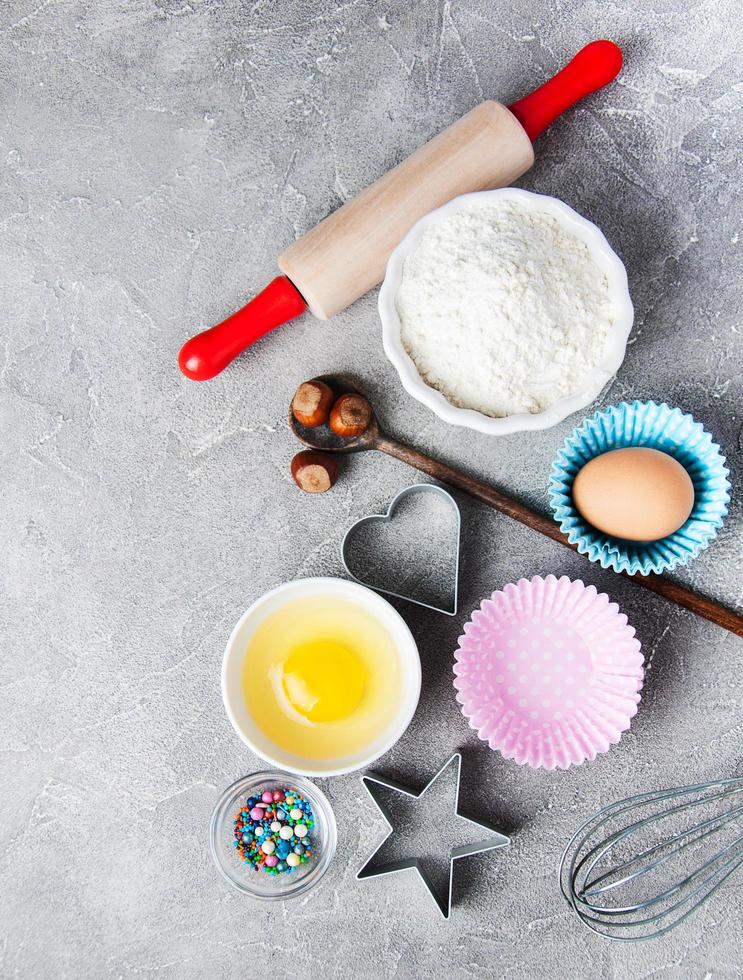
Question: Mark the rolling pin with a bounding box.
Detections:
[179,40,622,381]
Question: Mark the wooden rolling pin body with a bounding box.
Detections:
[278,103,534,319]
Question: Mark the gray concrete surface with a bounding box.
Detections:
[1,1,741,977]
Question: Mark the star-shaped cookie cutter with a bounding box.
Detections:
[356,753,511,918]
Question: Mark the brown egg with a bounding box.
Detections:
[572,447,695,542]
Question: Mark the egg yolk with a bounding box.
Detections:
[281,640,366,723]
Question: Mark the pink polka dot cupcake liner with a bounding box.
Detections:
[453,575,644,770]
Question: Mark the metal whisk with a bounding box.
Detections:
[559,776,743,941]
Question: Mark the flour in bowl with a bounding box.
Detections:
[395,200,616,418]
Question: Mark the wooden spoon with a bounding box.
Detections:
[290,375,743,638]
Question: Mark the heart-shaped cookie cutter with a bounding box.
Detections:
[340,483,461,616]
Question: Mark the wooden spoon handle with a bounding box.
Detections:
[377,436,566,542]
[376,436,743,638]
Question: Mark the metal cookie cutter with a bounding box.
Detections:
[357,753,511,918]
[340,483,461,616]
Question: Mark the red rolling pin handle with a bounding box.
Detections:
[508,40,622,141]
[178,276,306,381]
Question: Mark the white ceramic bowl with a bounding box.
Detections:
[379,188,634,436]
[221,577,421,777]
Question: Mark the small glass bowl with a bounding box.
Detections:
[209,771,336,899]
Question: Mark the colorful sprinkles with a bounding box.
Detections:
[233,787,315,874]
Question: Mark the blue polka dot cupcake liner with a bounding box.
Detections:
[548,401,730,576]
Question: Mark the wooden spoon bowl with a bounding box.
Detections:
[289,374,382,453]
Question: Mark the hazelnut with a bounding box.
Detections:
[329,394,372,438]
[291,450,339,494]
[291,380,334,427]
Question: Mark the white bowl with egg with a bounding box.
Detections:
[222,577,421,777]
[379,188,634,436]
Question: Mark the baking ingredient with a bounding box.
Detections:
[572,447,695,541]
[291,450,339,493]
[395,199,616,417]
[329,393,372,437]
[292,379,334,427]
[282,639,365,722]
[242,595,402,761]
[233,787,315,874]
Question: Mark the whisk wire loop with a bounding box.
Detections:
[582,799,743,902]
[560,775,743,941]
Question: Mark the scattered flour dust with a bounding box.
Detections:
[396,200,616,418]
